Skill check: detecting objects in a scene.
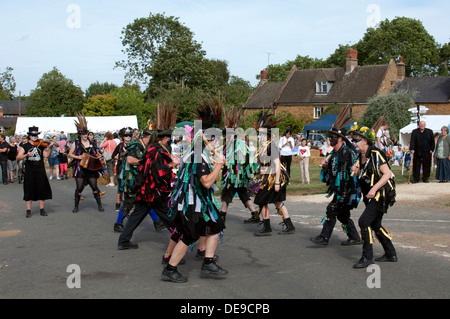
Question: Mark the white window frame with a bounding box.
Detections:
[315,81,332,94]
[314,107,323,119]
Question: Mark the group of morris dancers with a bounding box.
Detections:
[18,97,398,283]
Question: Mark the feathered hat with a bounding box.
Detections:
[252,108,283,131]
[148,102,179,137]
[348,115,385,145]
[224,106,243,129]
[328,104,353,145]
[74,112,89,135]
[195,92,224,130]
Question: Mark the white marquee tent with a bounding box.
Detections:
[15,116,139,138]
[399,115,450,147]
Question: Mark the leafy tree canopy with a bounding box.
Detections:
[28,67,85,117]
[0,66,16,100]
[262,17,448,80]
[363,90,415,138]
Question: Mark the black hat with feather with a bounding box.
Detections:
[327,104,353,145]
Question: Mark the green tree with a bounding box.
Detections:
[111,84,150,129]
[115,12,210,93]
[438,42,450,75]
[355,17,441,76]
[83,94,117,116]
[363,90,415,138]
[258,55,326,82]
[28,67,85,116]
[85,81,118,98]
[0,66,16,100]
[221,76,254,108]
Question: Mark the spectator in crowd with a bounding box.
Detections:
[101,131,117,187]
[435,126,450,183]
[58,143,69,179]
[7,136,19,183]
[297,138,311,184]
[393,144,404,166]
[404,143,412,172]
[48,136,61,180]
[279,129,295,177]
[0,134,10,185]
[410,121,435,183]
[376,119,389,153]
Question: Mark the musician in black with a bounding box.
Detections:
[16,126,52,218]
[68,113,105,213]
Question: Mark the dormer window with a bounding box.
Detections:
[316,81,332,94]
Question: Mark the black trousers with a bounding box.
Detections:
[118,200,174,245]
[358,199,396,260]
[413,151,432,182]
[319,202,360,241]
[280,155,292,177]
[0,160,7,184]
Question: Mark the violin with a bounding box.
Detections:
[33,139,53,148]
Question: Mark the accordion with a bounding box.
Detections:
[80,152,106,171]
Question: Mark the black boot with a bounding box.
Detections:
[195,249,218,262]
[244,211,260,224]
[73,193,81,213]
[255,219,272,236]
[354,227,374,268]
[279,218,295,235]
[374,227,397,262]
[310,235,329,245]
[341,221,362,245]
[94,192,104,212]
[114,223,124,233]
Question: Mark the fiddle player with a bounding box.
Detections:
[16,126,52,218]
[68,113,105,213]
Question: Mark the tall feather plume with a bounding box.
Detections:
[155,102,179,131]
[74,111,88,132]
[253,104,284,130]
[332,104,353,131]
[224,106,243,129]
[371,115,386,133]
[195,91,224,129]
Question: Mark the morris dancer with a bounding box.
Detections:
[117,104,178,250]
[113,129,163,233]
[162,95,227,283]
[252,110,295,236]
[349,118,397,268]
[310,105,361,246]
[68,113,105,213]
[16,126,52,218]
[220,107,259,224]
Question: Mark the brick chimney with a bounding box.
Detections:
[260,69,268,83]
[0,106,3,117]
[397,56,406,80]
[346,48,358,74]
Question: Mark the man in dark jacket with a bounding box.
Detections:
[410,121,435,183]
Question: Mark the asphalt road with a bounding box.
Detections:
[0,178,449,300]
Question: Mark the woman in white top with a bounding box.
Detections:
[279,129,295,177]
[297,138,311,184]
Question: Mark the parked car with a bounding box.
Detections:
[307,132,327,144]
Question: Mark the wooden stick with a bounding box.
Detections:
[200,132,228,166]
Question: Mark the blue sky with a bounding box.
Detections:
[1,0,449,96]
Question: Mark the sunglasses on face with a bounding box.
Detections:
[352,138,363,143]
